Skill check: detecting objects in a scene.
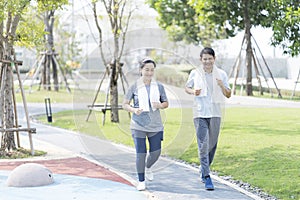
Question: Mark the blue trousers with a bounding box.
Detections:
[193,117,221,177]
[131,129,163,182]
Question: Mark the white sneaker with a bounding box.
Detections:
[136,181,146,191]
[145,168,154,181]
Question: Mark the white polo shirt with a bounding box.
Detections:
[186,67,230,118]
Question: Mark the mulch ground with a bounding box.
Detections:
[0,156,132,186]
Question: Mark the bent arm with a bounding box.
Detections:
[222,87,231,98]
[122,99,135,113]
[185,86,193,95]
[122,99,144,115]
[161,101,169,109]
[216,78,231,98]
[185,86,201,96]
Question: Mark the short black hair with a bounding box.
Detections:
[200,47,215,58]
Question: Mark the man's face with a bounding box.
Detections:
[200,53,215,72]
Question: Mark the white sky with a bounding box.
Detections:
[216,26,288,58]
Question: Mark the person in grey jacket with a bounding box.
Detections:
[122,57,169,191]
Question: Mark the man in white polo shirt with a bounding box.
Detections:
[185,47,231,190]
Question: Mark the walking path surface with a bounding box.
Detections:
[0,95,299,200]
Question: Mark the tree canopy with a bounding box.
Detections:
[148,0,300,96]
[269,0,300,56]
[148,0,300,56]
[147,0,227,47]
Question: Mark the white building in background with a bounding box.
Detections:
[16,0,299,89]
[61,1,159,54]
[14,47,36,73]
[287,58,300,81]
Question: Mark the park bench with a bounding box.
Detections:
[87,104,124,125]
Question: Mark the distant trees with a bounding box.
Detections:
[91,0,136,123]
[37,0,69,91]
[148,0,300,96]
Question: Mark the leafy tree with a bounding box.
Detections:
[147,0,227,47]
[21,9,83,87]
[0,0,67,155]
[148,0,300,96]
[91,0,136,123]
[36,0,69,91]
[0,0,32,153]
[269,0,300,56]
[16,7,46,50]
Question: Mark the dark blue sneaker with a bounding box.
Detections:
[205,176,214,190]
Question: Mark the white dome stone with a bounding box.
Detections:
[6,163,54,187]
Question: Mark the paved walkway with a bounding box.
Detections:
[0,156,145,200]
[0,126,258,200]
[1,95,299,200]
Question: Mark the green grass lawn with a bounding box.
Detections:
[38,105,300,200]
[181,107,300,200]
[15,87,75,103]
[15,87,300,199]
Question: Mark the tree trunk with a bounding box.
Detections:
[243,0,253,96]
[0,65,4,123]
[110,5,121,123]
[46,54,51,91]
[0,0,31,154]
[52,56,59,91]
[41,56,47,90]
[42,10,58,91]
[110,61,119,123]
[1,57,16,151]
[245,30,253,96]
